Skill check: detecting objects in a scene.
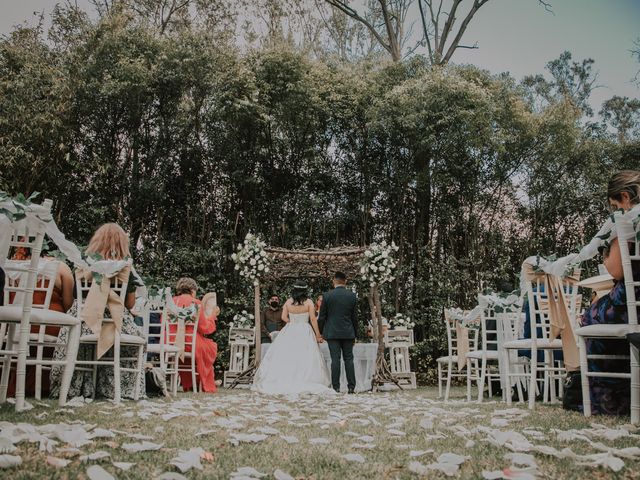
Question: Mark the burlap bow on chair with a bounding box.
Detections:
[79,266,130,359]
[521,262,581,371]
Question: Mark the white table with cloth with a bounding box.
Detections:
[260,342,378,392]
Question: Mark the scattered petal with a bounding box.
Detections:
[86,465,115,480]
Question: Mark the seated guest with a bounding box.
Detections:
[7,244,74,397]
[315,294,324,332]
[260,294,284,343]
[50,223,144,400]
[171,277,218,393]
[564,170,640,414]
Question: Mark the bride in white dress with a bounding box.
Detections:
[252,283,334,395]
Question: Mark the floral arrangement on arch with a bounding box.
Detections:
[231,233,270,286]
[231,310,254,329]
[360,241,399,287]
[390,313,414,330]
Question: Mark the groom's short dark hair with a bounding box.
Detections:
[334,271,347,282]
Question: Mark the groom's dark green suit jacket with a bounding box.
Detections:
[318,286,358,339]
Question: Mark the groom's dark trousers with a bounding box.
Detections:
[318,285,358,392]
[327,339,356,392]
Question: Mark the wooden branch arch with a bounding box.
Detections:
[230,245,400,390]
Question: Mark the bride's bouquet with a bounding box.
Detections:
[231,233,270,286]
[231,310,254,329]
[360,241,399,287]
[390,313,414,330]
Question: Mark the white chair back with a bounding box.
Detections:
[443,308,478,358]
[617,214,640,327]
[75,271,129,319]
[525,274,580,342]
[4,260,59,309]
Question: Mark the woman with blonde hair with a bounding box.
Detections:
[50,223,144,399]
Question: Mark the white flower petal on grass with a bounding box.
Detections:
[387,429,406,436]
[504,453,537,468]
[112,461,136,471]
[229,433,268,446]
[231,466,267,478]
[437,453,469,465]
[465,440,476,448]
[343,453,365,463]
[408,461,428,475]
[410,450,433,457]
[0,454,22,469]
[419,418,434,430]
[88,428,116,439]
[280,435,299,444]
[86,465,115,480]
[170,447,205,473]
[309,437,330,445]
[482,467,538,480]
[121,441,164,453]
[352,443,376,450]
[0,438,16,454]
[79,451,111,462]
[156,473,188,480]
[46,456,70,468]
[273,469,295,480]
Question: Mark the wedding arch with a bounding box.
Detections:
[228,244,401,390]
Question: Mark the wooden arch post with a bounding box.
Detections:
[371,284,402,391]
[254,283,262,367]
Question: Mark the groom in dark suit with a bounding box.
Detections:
[318,271,358,393]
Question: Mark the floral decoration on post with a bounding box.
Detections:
[360,241,399,287]
[231,233,270,287]
[231,310,255,329]
[390,313,414,330]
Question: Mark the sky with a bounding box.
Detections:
[0,0,638,112]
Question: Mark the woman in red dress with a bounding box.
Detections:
[171,278,218,393]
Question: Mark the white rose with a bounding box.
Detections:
[379,266,385,271]
[250,258,256,266]
[258,264,264,271]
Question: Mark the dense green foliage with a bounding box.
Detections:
[1,5,638,382]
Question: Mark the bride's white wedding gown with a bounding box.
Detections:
[252,312,334,395]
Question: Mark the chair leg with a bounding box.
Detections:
[437,363,443,398]
[113,344,121,404]
[505,349,513,405]
[15,321,31,411]
[133,345,144,401]
[631,344,639,425]
[0,325,16,403]
[528,349,538,410]
[466,359,472,402]
[578,336,591,417]
[191,356,197,393]
[444,360,452,401]
[58,325,80,407]
[477,357,487,404]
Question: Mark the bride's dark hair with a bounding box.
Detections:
[291,282,308,306]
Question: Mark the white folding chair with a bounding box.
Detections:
[496,311,527,402]
[74,271,145,403]
[438,309,478,401]
[577,212,640,424]
[143,290,179,395]
[503,274,580,409]
[164,290,200,393]
[0,200,80,410]
[466,303,502,403]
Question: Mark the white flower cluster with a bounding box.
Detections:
[360,241,399,287]
[232,310,255,329]
[231,233,270,286]
[391,313,415,329]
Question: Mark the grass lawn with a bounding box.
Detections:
[0,387,639,479]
